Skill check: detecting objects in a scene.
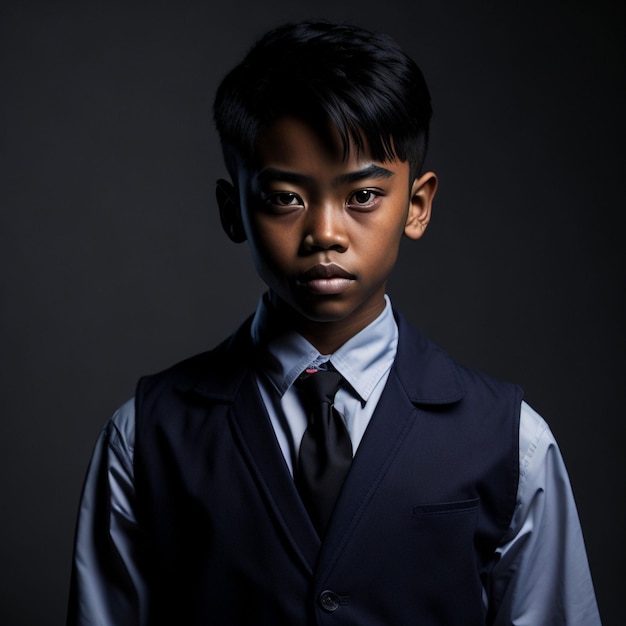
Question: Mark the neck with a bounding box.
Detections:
[267,292,386,354]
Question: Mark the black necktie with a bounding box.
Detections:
[295,367,353,536]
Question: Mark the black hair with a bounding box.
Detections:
[213,21,432,181]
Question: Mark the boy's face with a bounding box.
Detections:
[218,117,437,348]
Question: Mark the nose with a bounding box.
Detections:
[301,204,348,253]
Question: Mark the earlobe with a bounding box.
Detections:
[216,178,247,243]
[404,171,438,240]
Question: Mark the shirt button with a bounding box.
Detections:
[319,590,340,612]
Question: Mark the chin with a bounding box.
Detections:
[294,300,357,324]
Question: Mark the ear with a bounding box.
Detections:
[216,178,247,243]
[404,171,438,240]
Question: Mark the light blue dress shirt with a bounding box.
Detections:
[69,295,601,625]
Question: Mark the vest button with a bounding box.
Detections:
[319,590,340,612]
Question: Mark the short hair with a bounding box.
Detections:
[213,21,432,181]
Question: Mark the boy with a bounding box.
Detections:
[68,21,601,625]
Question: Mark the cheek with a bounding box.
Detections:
[356,216,405,252]
[248,222,297,269]
[357,221,405,275]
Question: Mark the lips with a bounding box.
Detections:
[300,263,354,281]
[298,263,356,295]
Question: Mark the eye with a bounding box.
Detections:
[354,190,373,203]
[263,192,304,211]
[347,189,381,210]
[273,192,301,206]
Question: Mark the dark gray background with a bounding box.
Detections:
[1,1,623,624]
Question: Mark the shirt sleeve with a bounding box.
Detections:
[488,401,602,625]
[67,399,147,626]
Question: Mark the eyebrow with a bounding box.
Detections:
[336,164,395,185]
[256,164,395,187]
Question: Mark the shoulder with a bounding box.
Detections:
[109,397,136,445]
[138,316,255,399]
[393,308,523,407]
[519,401,553,454]
[454,361,524,407]
[517,400,563,495]
[89,397,137,470]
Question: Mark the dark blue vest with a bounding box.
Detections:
[135,311,522,625]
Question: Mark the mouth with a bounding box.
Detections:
[297,263,356,295]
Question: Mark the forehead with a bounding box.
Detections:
[249,116,408,182]
[256,116,351,166]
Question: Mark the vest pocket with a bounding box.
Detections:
[412,497,479,517]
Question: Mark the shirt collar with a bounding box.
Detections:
[251,293,398,403]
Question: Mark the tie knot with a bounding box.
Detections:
[296,368,344,405]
